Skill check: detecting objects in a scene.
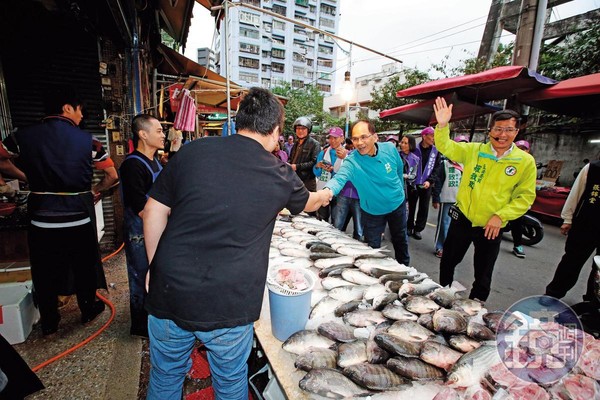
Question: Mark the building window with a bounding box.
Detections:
[306,59,314,66]
[240,42,260,54]
[262,50,271,59]
[272,48,285,59]
[319,18,335,29]
[272,62,285,73]
[309,5,316,13]
[295,0,308,7]
[239,72,259,83]
[241,0,260,5]
[317,83,331,92]
[320,4,336,16]
[272,35,285,45]
[317,58,333,68]
[239,11,261,25]
[263,22,272,32]
[293,52,305,62]
[262,64,272,72]
[292,80,305,89]
[239,57,260,69]
[319,72,332,80]
[272,4,286,17]
[273,19,285,31]
[240,27,259,39]
[293,66,305,75]
[318,45,333,55]
[262,78,271,88]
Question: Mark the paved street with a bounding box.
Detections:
[381,205,591,312]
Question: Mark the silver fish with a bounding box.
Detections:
[386,356,446,381]
[417,313,435,331]
[398,279,441,297]
[299,368,369,398]
[317,321,356,343]
[378,272,419,284]
[334,300,362,317]
[329,285,369,302]
[446,345,501,388]
[343,363,408,391]
[432,308,468,334]
[337,339,368,368]
[419,341,463,371]
[321,276,357,290]
[318,264,354,278]
[387,320,436,343]
[309,252,346,260]
[343,309,387,327]
[363,283,391,300]
[372,293,399,311]
[337,246,390,257]
[427,283,466,308]
[314,255,355,269]
[403,295,441,314]
[342,269,380,285]
[451,298,484,316]
[374,333,422,358]
[466,322,495,340]
[310,296,344,319]
[367,321,392,364]
[294,348,337,371]
[282,330,335,355]
[381,303,419,321]
[448,334,482,353]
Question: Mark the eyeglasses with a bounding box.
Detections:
[351,134,375,143]
[491,127,518,133]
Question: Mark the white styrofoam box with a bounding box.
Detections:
[0,281,39,344]
[263,374,285,400]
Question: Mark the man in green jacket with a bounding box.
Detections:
[433,97,536,302]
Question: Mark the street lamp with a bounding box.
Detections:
[341,71,353,138]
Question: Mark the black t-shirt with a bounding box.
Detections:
[119,150,162,214]
[145,134,310,331]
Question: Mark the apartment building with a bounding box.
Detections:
[214,0,340,94]
[197,47,217,71]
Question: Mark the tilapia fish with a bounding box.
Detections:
[363,283,391,301]
[317,321,356,343]
[374,333,422,358]
[417,313,435,331]
[329,285,369,302]
[372,293,399,311]
[294,348,337,371]
[337,339,367,368]
[342,268,380,285]
[466,322,495,341]
[367,321,392,364]
[446,345,501,388]
[419,341,463,371]
[282,330,335,355]
[403,295,441,314]
[432,308,468,334]
[398,279,441,297]
[321,276,357,290]
[448,334,482,353]
[382,303,419,321]
[451,298,484,316]
[318,264,354,278]
[428,285,465,308]
[343,309,386,327]
[387,320,436,343]
[387,356,446,381]
[343,363,408,391]
[299,368,369,398]
[310,296,343,319]
[314,255,355,269]
[334,300,362,317]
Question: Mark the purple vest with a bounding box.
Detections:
[415,144,438,185]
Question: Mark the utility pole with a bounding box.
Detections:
[512,0,538,67]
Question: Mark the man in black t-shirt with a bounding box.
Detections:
[119,114,165,338]
[142,88,332,400]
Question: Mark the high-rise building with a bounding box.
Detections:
[197,47,217,71]
[214,0,340,94]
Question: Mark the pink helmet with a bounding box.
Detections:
[454,134,470,143]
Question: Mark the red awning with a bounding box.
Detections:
[396,66,556,102]
[379,94,501,125]
[518,73,600,117]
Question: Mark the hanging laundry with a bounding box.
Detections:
[173,89,196,132]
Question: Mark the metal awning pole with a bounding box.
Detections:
[224,0,232,135]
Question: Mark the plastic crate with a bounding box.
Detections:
[0,281,39,344]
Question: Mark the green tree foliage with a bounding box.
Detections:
[272,82,329,137]
[431,42,513,78]
[538,24,600,80]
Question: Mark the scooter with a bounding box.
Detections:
[502,213,544,246]
[560,256,600,338]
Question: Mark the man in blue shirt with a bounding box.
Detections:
[325,120,410,265]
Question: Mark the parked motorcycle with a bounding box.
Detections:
[501,212,544,246]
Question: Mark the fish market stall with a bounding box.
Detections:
[254,214,600,399]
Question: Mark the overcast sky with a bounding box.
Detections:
[184,0,597,94]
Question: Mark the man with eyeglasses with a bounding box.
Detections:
[324,120,410,266]
[432,98,536,302]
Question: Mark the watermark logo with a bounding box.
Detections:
[495,295,585,384]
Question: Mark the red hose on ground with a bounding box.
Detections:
[31,242,124,372]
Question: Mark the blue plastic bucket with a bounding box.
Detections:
[267,267,316,342]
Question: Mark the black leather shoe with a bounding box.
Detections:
[412,231,422,240]
[81,301,105,324]
[42,324,59,336]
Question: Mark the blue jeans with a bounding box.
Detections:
[434,203,452,251]
[147,316,253,400]
[361,201,410,266]
[123,207,148,314]
[332,195,363,239]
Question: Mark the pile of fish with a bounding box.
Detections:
[269,215,600,399]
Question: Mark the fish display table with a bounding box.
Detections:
[254,288,309,399]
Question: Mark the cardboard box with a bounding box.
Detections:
[0,281,39,344]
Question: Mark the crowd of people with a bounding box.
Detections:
[1,85,599,400]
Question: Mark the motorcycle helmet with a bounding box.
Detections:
[293,116,312,133]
